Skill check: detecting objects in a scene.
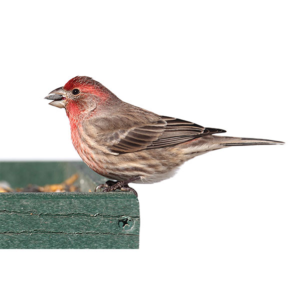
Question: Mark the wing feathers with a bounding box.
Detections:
[85,114,226,154]
[109,119,166,153]
[108,116,225,153]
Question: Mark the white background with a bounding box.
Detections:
[0,1,299,299]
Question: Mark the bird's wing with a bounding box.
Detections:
[82,106,165,155]
[146,116,226,150]
[107,119,167,153]
[84,114,226,155]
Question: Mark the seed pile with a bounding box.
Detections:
[0,174,79,193]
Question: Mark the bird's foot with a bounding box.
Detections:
[95,178,138,197]
[103,181,138,197]
[94,180,116,192]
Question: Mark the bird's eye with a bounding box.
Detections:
[72,89,80,95]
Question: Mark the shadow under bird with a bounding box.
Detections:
[45,76,284,196]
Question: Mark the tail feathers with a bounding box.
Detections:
[219,136,284,147]
[180,135,284,157]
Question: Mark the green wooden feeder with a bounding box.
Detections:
[0,162,139,249]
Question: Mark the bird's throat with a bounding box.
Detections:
[66,101,84,119]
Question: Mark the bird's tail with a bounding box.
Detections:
[181,135,284,157]
[217,136,284,147]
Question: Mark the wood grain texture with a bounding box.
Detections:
[0,162,139,249]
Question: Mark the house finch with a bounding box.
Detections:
[45,76,283,196]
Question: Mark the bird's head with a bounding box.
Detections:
[45,76,118,118]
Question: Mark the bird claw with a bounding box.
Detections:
[95,180,118,192]
[94,183,109,192]
[95,177,139,197]
[104,184,138,197]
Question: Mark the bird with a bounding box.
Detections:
[45,76,284,196]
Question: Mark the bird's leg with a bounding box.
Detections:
[94,180,116,192]
[102,176,140,197]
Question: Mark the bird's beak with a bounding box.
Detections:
[45,87,67,109]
